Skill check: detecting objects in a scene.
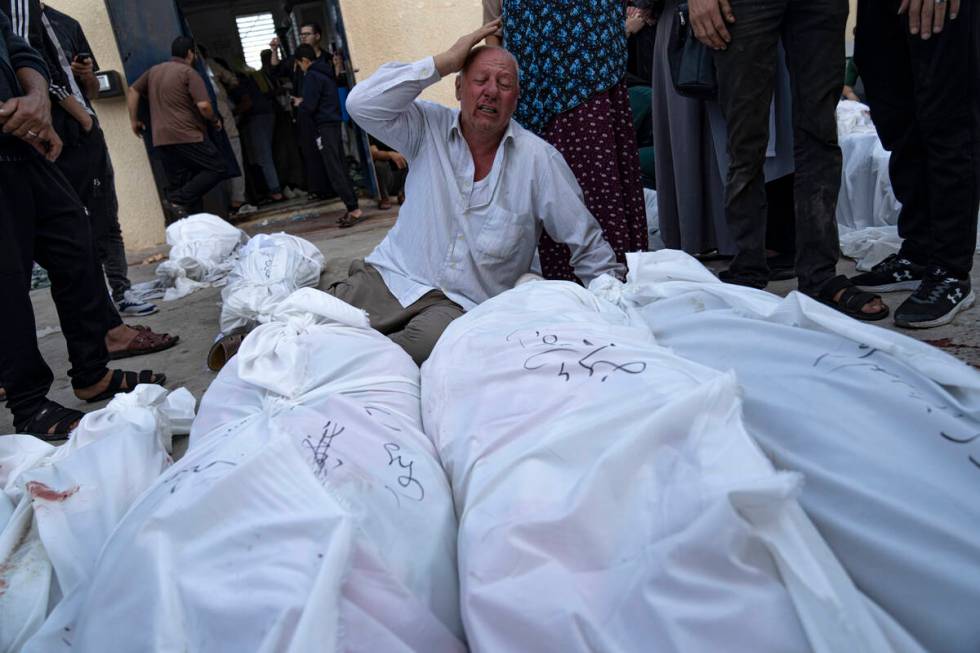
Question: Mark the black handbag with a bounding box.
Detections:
[667,3,718,100]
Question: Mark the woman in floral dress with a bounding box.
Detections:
[484,0,648,281]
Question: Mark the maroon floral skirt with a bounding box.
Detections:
[538,80,648,281]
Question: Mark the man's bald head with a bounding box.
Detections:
[461,45,520,80]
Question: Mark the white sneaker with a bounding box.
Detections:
[235,203,259,216]
[116,292,158,317]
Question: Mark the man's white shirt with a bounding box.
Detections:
[346,56,625,311]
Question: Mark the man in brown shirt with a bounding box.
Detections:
[127,36,225,219]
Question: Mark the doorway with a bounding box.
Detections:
[104,0,377,223]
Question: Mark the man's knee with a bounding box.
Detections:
[389,304,463,366]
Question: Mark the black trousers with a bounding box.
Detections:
[0,144,110,425]
[376,160,408,199]
[55,123,123,331]
[316,122,358,211]
[157,138,226,211]
[856,0,980,279]
[713,0,848,293]
[297,110,331,196]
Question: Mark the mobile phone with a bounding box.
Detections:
[73,52,92,63]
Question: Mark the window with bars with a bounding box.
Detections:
[235,12,277,70]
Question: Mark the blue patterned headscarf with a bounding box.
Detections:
[503,0,627,135]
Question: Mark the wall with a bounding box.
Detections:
[339,0,483,106]
[46,0,166,250]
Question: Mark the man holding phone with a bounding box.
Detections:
[39,2,159,318]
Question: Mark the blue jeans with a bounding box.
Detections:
[246,112,281,195]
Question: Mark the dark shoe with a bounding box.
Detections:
[78,369,167,404]
[894,267,975,329]
[814,274,889,321]
[851,254,925,292]
[14,399,84,441]
[767,252,796,281]
[718,268,768,289]
[162,199,189,222]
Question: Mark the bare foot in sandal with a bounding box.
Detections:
[74,369,167,403]
[106,324,179,360]
[14,399,84,441]
[817,275,889,321]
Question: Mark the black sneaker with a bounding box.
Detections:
[851,254,925,292]
[894,266,975,329]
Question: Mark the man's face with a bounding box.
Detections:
[455,49,519,139]
[297,57,312,72]
[299,27,320,49]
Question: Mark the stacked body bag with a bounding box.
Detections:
[2,240,978,653]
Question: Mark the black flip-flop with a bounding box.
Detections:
[83,369,166,404]
[337,212,365,229]
[815,275,889,322]
[15,400,84,441]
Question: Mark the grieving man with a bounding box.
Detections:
[339,20,625,365]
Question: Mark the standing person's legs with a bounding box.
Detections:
[375,161,395,204]
[158,140,227,212]
[906,1,978,279]
[712,0,786,288]
[54,128,124,334]
[1,155,112,431]
[296,110,331,197]
[227,135,247,208]
[248,113,282,196]
[781,0,849,295]
[316,122,359,213]
[855,0,932,270]
[96,149,131,302]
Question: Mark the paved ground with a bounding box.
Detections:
[5,200,978,455]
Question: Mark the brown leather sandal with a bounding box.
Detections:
[207,328,248,372]
[109,328,179,360]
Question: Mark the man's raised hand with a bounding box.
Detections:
[434,19,503,77]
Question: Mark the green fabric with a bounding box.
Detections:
[638,146,656,190]
[844,57,860,88]
[628,85,652,133]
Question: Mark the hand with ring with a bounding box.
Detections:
[0,96,63,161]
[900,0,960,39]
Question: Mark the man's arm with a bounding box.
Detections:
[69,23,99,99]
[482,0,502,46]
[196,100,220,129]
[536,150,626,284]
[126,85,144,136]
[346,19,502,159]
[186,70,221,130]
[59,94,92,131]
